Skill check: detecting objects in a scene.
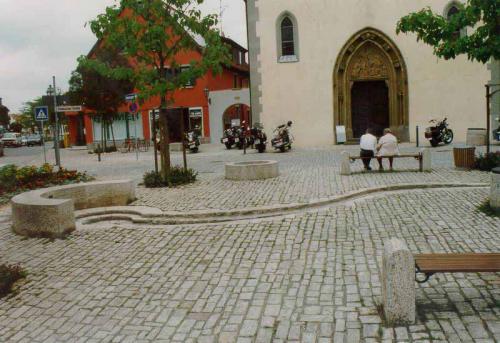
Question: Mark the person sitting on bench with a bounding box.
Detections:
[359,128,377,171]
[377,128,400,171]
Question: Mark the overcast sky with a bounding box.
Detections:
[0,0,247,113]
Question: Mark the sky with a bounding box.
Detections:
[0,0,247,113]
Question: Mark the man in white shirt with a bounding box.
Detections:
[359,128,377,171]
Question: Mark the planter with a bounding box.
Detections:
[491,167,500,214]
[225,160,279,181]
[453,146,476,169]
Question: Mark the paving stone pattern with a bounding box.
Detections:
[0,188,498,342]
[133,148,490,212]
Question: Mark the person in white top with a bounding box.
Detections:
[376,128,400,171]
[359,128,377,171]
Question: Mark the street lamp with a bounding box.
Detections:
[47,77,61,168]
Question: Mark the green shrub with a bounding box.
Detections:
[143,166,197,188]
[0,264,27,298]
[93,146,117,154]
[474,152,500,171]
[0,165,17,190]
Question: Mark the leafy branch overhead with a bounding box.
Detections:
[80,0,230,102]
[397,0,499,63]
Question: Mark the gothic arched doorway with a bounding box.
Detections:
[333,28,409,142]
[222,104,251,130]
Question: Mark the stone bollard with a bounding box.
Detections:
[382,238,415,326]
[421,148,432,172]
[341,151,351,175]
[491,167,500,214]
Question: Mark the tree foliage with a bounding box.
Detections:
[397,0,499,63]
[0,105,9,128]
[80,0,230,179]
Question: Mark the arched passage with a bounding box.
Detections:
[222,104,251,130]
[333,28,409,141]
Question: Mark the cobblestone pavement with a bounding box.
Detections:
[0,187,498,342]
[132,146,492,212]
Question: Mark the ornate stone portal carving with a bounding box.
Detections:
[333,28,409,142]
[349,44,389,80]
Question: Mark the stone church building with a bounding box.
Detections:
[245,0,496,146]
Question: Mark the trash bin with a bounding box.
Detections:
[453,145,476,169]
[466,128,487,146]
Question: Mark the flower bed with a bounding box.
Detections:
[0,164,93,205]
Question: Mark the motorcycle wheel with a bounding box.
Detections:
[191,147,199,153]
[225,143,232,150]
[430,139,439,147]
[443,129,454,145]
[279,146,286,153]
[257,146,266,153]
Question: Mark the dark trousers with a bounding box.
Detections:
[360,149,374,169]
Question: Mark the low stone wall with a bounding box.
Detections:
[11,180,135,238]
[491,167,500,213]
[225,161,279,181]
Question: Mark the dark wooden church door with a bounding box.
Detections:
[351,81,389,138]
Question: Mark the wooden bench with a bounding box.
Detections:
[350,153,424,171]
[415,253,500,283]
[341,150,431,175]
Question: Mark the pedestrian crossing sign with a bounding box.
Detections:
[34,106,49,121]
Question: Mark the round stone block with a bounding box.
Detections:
[490,167,500,214]
[225,160,279,181]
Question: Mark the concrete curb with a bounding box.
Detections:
[76,182,489,225]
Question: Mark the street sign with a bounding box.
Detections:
[34,106,49,121]
[129,103,138,113]
[56,105,82,112]
[125,94,137,102]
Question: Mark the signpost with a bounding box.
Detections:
[128,99,139,161]
[56,106,82,113]
[34,106,49,163]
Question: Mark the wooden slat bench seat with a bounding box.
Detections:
[349,153,424,172]
[414,253,500,283]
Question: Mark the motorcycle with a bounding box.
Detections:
[425,117,454,147]
[235,121,254,150]
[185,127,201,153]
[493,117,500,141]
[271,121,293,152]
[221,127,237,149]
[251,123,267,153]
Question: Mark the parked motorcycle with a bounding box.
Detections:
[251,123,267,153]
[185,127,201,153]
[493,117,500,141]
[271,121,293,152]
[221,127,237,149]
[425,118,454,147]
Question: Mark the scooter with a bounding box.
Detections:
[221,128,237,149]
[425,117,454,147]
[185,129,201,153]
[493,117,500,141]
[271,121,293,152]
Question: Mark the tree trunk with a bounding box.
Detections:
[101,116,105,153]
[110,119,116,149]
[159,93,171,181]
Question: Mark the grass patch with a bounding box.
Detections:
[477,199,499,218]
[0,264,27,298]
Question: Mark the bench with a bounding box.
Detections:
[11,180,135,238]
[382,239,500,326]
[415,253,500,283]
[341,149,431,175]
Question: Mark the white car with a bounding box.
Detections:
[1,132,23,147]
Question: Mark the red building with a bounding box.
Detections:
[65,35,250,148]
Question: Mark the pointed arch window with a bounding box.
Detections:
[277,13,299,63]
[445,2,466,39]
[281,17,295,56]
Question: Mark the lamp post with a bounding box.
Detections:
[47,78,61,168]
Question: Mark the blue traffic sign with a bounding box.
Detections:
[129,103,138,113]
[34,106,49,121]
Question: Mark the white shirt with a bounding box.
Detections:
[377,133,400,156]
[360,133,377,152]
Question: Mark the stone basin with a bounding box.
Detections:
[225,160,279,181]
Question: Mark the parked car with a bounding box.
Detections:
[22,134,43,147]
[1,132,23,147]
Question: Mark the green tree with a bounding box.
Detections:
[81,0,230,180]
[396,0,499,63]
[69,47,134,150]
[19,98,43,132]
[0,105,9,128]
